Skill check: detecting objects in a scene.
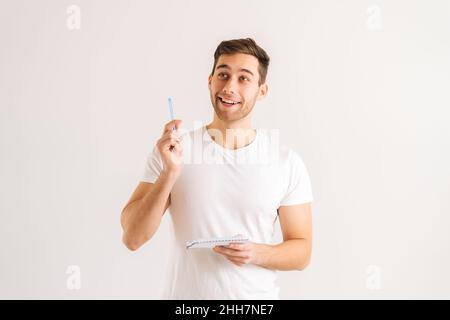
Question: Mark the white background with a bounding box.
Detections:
[1,0,449,299]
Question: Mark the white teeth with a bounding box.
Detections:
[220,97,239,104]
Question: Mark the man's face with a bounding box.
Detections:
[208,53,268,122]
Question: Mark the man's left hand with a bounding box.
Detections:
[213,242,268,267]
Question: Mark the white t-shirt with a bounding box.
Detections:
[141,125,314,299]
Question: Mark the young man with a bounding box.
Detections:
[120,38,314,299]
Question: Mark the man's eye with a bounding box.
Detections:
[240,76,250,81]
[218,73,228,79]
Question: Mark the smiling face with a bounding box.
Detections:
[208,53,268,123]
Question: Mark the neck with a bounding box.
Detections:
[206,115,256,150]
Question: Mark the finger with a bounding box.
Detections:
[159,141,181,155]
[214,246,249,258]
[213,247,232,258]
[172,143,184,156]
[161,130,183,141]
[163,120,178,133]
[163,136,182,147]
[227,243,248,250]
[158,136,182,149]
[227,257,247,266]
[216,250,248,265]
[168,140,182,152]
[163,120,182,133]
[228,256,249,264]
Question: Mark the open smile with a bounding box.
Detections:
[218,96,241,108]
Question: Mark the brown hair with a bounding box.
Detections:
[211,38,270,86]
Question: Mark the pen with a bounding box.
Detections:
[168,97,176,131]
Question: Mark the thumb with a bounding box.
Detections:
[174,119,182,130]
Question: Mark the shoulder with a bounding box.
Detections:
[256,129,307,168]
[284,150,308,178]
[276,143,306,170]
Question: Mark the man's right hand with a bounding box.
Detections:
[156,120,184,176]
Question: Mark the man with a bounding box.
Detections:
[120,38,314,299]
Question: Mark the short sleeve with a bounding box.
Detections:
[279,150,314,206]
[141,145,164,184]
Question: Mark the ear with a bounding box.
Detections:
[257,83,268,101]
[208,74,212,90]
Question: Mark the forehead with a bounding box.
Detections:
[216,53,259,73]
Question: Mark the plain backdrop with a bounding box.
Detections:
[1,0,449,299]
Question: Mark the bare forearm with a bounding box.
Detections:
[256,239,311,271]
[121,171,177,249]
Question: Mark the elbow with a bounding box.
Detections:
[296,253,311,271]
[297,259,310,271]
[296,239,312,271]
[123,240,140,252]
[122,232,148,251]
[120,213,148,251]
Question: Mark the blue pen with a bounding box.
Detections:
[168,97,176,131]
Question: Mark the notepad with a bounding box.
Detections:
[186,235,250,249]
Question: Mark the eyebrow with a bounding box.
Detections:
[216,64,254,77]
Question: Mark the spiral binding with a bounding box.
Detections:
[186,235,249,249]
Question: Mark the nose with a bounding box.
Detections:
[222,77,237,95]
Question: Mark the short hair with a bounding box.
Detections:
[211,38,270,86]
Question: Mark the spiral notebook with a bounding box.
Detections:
[186,235,249,249]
